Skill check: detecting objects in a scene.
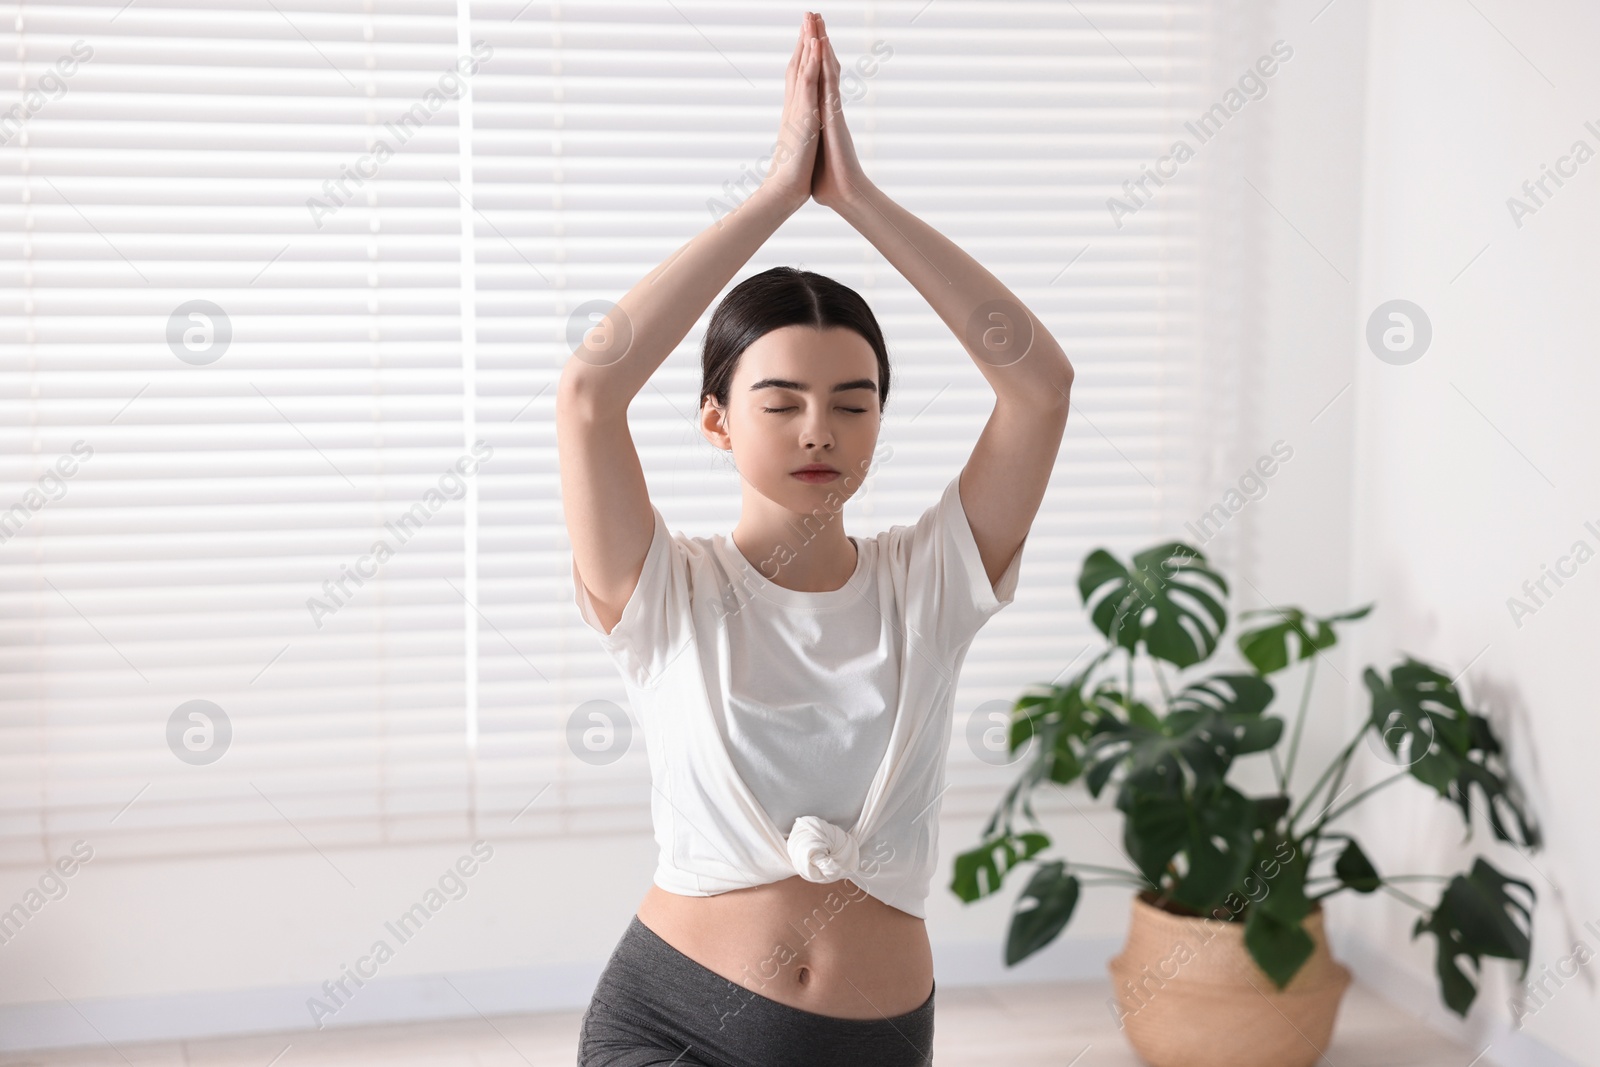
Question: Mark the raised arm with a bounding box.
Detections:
[810,15,1073,592]
[558,14,825,633]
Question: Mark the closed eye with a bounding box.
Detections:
[761,406,869,414]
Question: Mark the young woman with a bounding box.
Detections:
[559,12,1073,1066]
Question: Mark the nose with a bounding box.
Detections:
[800,412,835,451]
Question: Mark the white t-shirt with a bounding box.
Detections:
[571,472,1025,919]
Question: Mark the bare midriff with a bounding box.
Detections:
[635,875,934,1020]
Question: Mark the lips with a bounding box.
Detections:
[792,466,839,475]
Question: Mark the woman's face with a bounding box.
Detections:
[702,324,882,511]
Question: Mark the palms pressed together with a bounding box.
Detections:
[769,11,869,213]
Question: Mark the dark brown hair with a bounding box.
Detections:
[700,266,891,415]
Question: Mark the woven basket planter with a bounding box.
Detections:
[1107,893,1352,1067]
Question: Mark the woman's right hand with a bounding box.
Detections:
[762,13,823,212]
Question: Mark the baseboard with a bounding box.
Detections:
[1335,933,1585,1067]
[933,934,1123,987]
[0,958,599,1052]
[0,935,1123,1052]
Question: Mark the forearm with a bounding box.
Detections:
[560,185,802,413]
[835,180,1074,408]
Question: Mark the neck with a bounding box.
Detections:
[730,511,856,592]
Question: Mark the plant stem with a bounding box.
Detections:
[1290,733,1361,829]
[1127,651,1135,706]
[1310,874,1446,904]
[1322,720,1369,810]
[1293,732,1363,862]
[1152,659,1173,709]
[1307,873,1445,886]
[1304,770,1410,839]
[1065,862,1144,878]
[1380,883,1434,914]
[1282,655,1318,792]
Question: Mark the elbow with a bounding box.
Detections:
[1048,343,1075,387]
[557,358,592,412]
[1055,356,1075,393]
[557,357,624,421]
[1047,351,1075,409]
[1045,376,1074,417]
[1026,351,1075,415]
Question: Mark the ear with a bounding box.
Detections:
[700,398,733,451]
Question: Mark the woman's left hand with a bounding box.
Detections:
[810,15,871,211]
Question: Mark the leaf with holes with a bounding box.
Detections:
[950,830,1051,903]
[1005,861,1081,965]
[1412,858,1534,1016]
[1236,603,1372,674]
[1122,785,1256,912]
[1364,659,1540,848]
[1084,673,1280,803]
[1078,542,1229,668]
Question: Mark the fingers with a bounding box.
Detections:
[806,16,840,119]
[787,14,824,121]
[817,36,839,122]
[788,22,803,76]
[788,13,813,81]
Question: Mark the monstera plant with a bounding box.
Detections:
[953,540,1541,1020]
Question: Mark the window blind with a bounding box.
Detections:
[0,0,1263,868]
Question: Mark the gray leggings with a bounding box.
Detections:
[578,914,936,1067]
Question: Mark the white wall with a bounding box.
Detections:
[1333,2,1600,1066]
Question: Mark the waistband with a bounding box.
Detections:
[590,914,935,1065]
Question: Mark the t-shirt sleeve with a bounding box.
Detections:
[893,472,1026,655]
[571,503,693,688]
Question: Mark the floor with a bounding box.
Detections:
[0,979,1486,1067]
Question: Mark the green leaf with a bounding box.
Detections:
[1450,755,1543,850]
[1244,906,1315,989]
[1010,649,1119,791]
[1123,786,1257,913]
[1126,699,1162,731]
[1363,661,1466,795]
[1007,693,1053,752]
[1179,788,1260,911]
[1253,842,1311,928]
[1047,723,1084,784]
[1123,792,1189,887]
[1333,840,1382,893]
[1412,858,1535,1017]
[1252,795,1291,831]
[1004,861,1081,965]
[1363,659,1540,849]
[976,651,1124,843]
[1084,673,1279,801]
[1078,543,1229,668]
[1085,747,1121,798]
[1236,604,1371,675]
[951,831,1050,902]
[1169,673,1280,772]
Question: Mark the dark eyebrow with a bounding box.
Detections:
[748,378,878,394]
